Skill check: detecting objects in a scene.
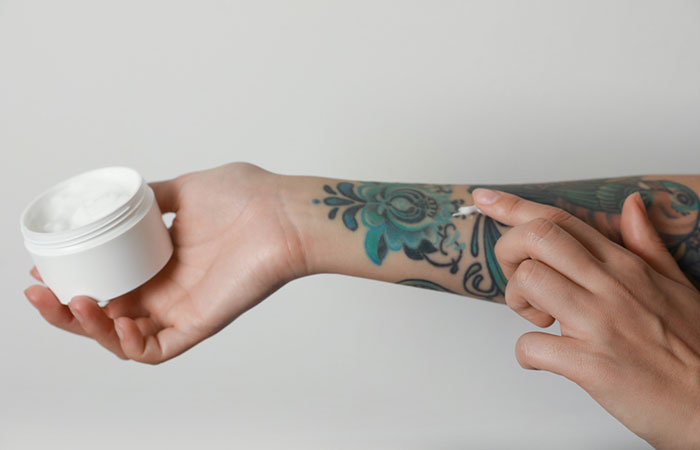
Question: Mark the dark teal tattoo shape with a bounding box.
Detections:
[467,177,700,296]
[462,213,508,299]
[315,182,466,268]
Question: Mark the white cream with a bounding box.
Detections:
[21,166,173,306]
[452,205,483,217]
[38,182,133,232]
[27,168,139,233]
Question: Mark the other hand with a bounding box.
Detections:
[472,188,700,450]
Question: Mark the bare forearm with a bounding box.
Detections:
[279,173,700,302]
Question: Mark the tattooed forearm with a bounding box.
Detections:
[470,177,700,285]
[311,176,700,302]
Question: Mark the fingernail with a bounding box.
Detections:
[24,288,37,304]
[114,322,124,341]
[69,300,84,323]
[473,188,499,204]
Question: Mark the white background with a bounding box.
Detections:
[2,1,699,448]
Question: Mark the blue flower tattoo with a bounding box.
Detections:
[314,182,466,268]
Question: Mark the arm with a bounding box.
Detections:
[278,173,700,302]
[24,163,700,446]
[23,163,700,363]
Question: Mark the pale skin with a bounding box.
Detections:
[24,162,700,449]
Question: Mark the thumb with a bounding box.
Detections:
[148,178,181,214]
[620,192,693,288]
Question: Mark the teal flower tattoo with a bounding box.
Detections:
[315,182,466,267]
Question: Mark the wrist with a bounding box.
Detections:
[274,173,479,291]
[276,172,380,278]
[275,172,327,278]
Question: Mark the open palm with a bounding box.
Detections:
[24,162,308,364]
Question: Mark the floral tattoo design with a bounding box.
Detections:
[312,182,467,270]
[313,177,700,302]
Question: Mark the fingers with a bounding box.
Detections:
[113,317,143,358]
[149,179,181,213]
[505,259,590,327]
[102,290,150,320]
[473,188,618,261]
[515,331,592,387]
[26,265,184,364]
[30,266,43,282]
[114,317,191,364]
[68,296,128,360]
[24,285,88,337]
[620,192,694,289]
[25,285,175,363]
[494,215,602,288]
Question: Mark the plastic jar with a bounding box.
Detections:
[20,166,174,306]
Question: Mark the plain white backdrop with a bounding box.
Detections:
[2,1,699,448]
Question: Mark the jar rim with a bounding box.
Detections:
[20,166,148,250]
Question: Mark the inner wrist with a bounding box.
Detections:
[275,173,327,278]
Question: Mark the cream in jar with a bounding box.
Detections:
[20,167,174,306]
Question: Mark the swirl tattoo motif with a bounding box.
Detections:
[468,177,700,288]
[460,214,509,299]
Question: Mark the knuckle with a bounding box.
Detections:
[527,218,559,242]
[589,264,632,300]
[627,254,653,281]
[546,208,576,227]
[503,197,523,217]
[515,259,540,286]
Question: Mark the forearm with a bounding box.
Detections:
[278,173,700,302]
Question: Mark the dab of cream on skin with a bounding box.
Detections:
[452,205,483,217]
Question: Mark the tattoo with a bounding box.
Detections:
[314,182,467,266]
[462,213,509,299]
[314,177,700,302]
[468,177,700,291]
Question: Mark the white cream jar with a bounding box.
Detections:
[20,167,173,306]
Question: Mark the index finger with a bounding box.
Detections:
[472,188,619,261]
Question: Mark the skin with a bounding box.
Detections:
[23,162,700,448]
[26,163,307,362]
[471,189,700,449]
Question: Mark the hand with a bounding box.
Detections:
[472,188,700,449]
[23,162,310,364]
